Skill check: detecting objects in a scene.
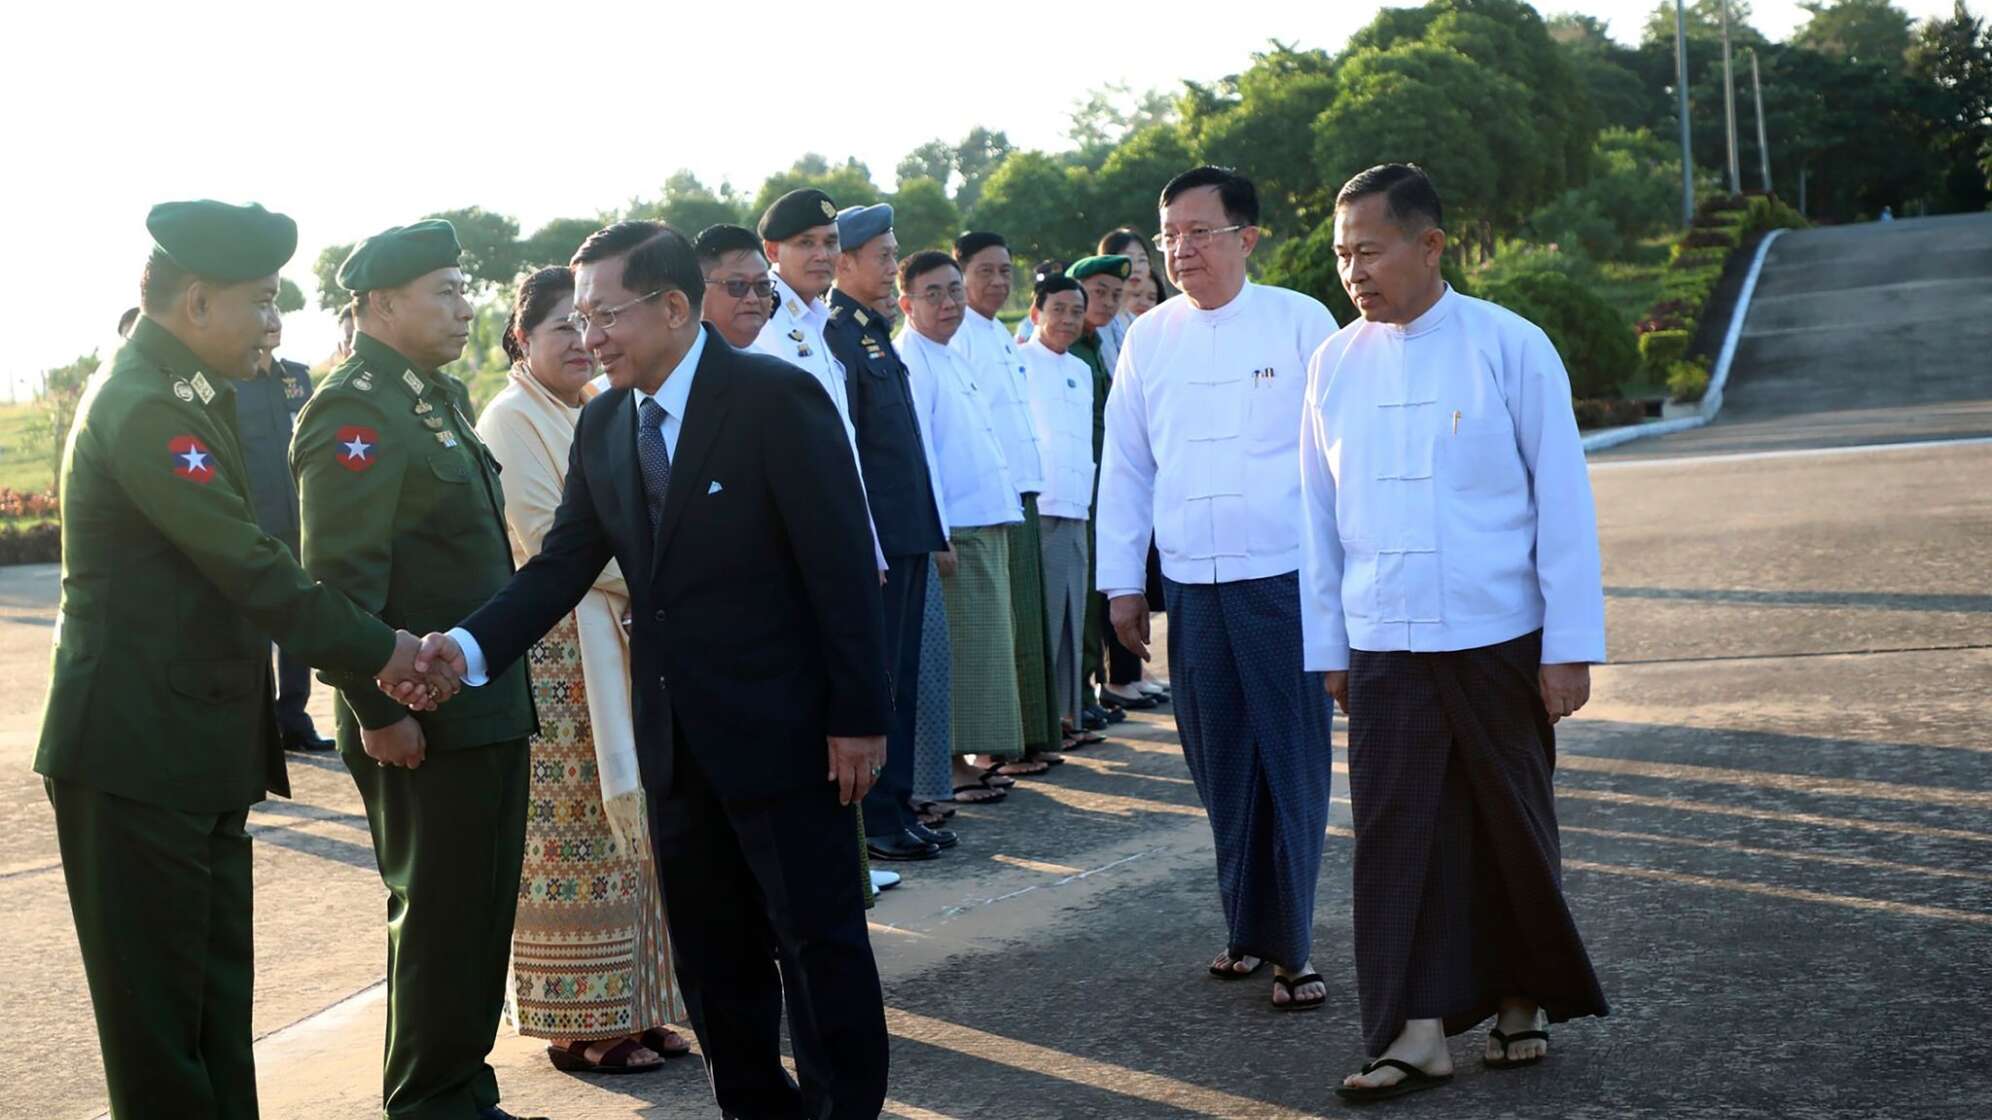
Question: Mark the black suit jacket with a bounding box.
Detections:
[824,289,945,558]
[460,325,893,802]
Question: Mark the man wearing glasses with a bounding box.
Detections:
[825,205,954,866]
[1095,166,1342,1013]
[694,223,774,349]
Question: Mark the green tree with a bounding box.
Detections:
[1529,127,1691,257]
[1091,123,1196,237]
[750,155,881,216]
[888,177,961,252]
[277,278,306,315]
[628,170,748,234]
[973,150,1097,265]
[516,217,601,270]
[32,351,99,494]
[313,242,354,311]
[1313,42,1537,244]
[954,127,1015,216]
[896,140,958,191]
[1641,0,1768,48]
[1793,0,1913,66]
[1908,1,1992,211]
[1068,83,1179,166]
[1179,41,1341,237]
[1551,13,1667,131]
[425,207,522,288]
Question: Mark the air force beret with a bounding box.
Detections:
[146,200,298,283]
[835,204,894,252]
[1067,254,1132,282]
[758,189,840,243]
[337,219,463,293]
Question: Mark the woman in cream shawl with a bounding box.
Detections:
[478,266,687,1074]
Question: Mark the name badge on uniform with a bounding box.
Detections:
[402,370,427,396]
[190,372,216,404]
[435,430,458,448]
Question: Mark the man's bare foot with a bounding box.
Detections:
[1342,1018,1452,1090]
[1208,949,1262,977]
[1486,997,1548,1064]
[1270,961,1326,1009]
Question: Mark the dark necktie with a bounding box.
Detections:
[637,397,672,534]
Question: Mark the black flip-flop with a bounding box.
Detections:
[1207,952,1265,980]
[1271,972,1327,1012]
[1484,1027,1549,1070]
[949,782,1008,804]
[1067,730,1106,746]
[1334,1058,1453,1103]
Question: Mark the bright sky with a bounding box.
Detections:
[0,0,1954,397]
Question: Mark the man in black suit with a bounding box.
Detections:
[406,221,894,1120]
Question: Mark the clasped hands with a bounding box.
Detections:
[361,631,471,769]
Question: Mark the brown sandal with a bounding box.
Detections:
[638,1027,693,1058]
[546,1037,665,1074]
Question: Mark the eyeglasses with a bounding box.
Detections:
[910,283,967,306]
[566,290,662,334]
[1156,225,1249,252]
[704,277,775,300]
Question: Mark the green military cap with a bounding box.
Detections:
[758,189,839,243]
[337,219,462,292]
[1067,254,1132,281]
[146,200,298,283]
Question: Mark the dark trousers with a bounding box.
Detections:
[48,778,258,1120]
[862,553,926,838]
[341,739,530,1120]
[653,742,889,1120]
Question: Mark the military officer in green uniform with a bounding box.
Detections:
[292,220,540,1120]
[1064,255,1130,722]
[35,200,442,1119]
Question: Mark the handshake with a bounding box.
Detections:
[375,630,473,711]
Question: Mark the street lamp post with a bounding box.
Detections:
[1721,0,1741,194]
[1675,0,1695,225]
[1749,47,1772,194]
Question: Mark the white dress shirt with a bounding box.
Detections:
[898,329,1021,530]
[950,307,1046,496]
[452,327,708,684]
[754,271,856,452]
[1298,285,1606,671]
[1095,282,1338,597]
[1018,336,1095,520]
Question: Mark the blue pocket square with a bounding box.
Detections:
[707,480,723,495]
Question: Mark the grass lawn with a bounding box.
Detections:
[0,402,55,495]
[1593,236,1673,326]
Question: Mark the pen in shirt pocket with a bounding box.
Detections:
[1451,410,1461,435]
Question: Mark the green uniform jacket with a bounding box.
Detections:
[33,318,399,813]
[1070,332,1111,503]
[292,331,535,749]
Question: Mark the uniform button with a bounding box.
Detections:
[653,609,667,623]
[657,675,668,690]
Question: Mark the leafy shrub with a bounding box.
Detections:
[1677,228,1737,250]
[1638,329,1692,374]
[1667,358,1711,402]
[1669,246,1728,269]
[0,521,59,566]
[1526,193,1623,261]
[1573,398,1648,430]
[1479,271,1638,399]
[0,489,58,519]
[1739,194,1808,237]
[1698,193,1749,214]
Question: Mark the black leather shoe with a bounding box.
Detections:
[907,821,958,850]
[480,1107,550,1120]
[1081,706,1111,731]
[282,730,335,753]
[1102,686,1159,710]
[868,829,941,861]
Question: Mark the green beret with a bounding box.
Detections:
[758,189,840,243]
[337,219,462,293]
[1067,254,1132,282]
[146,200,297,283]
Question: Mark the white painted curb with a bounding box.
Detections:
[1581,226,1790,454]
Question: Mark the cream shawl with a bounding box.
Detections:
[477,366,646,851]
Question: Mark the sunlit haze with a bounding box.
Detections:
[0,0,1953,396]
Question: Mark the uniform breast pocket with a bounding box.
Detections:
[1439,430,1524,496]
[428,453,471,484]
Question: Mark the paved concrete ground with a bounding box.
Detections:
[5,214,1989,1117]
[1597,211,1992,459]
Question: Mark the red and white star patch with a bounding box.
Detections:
[334,425,379,472]
[168,435,216,484]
